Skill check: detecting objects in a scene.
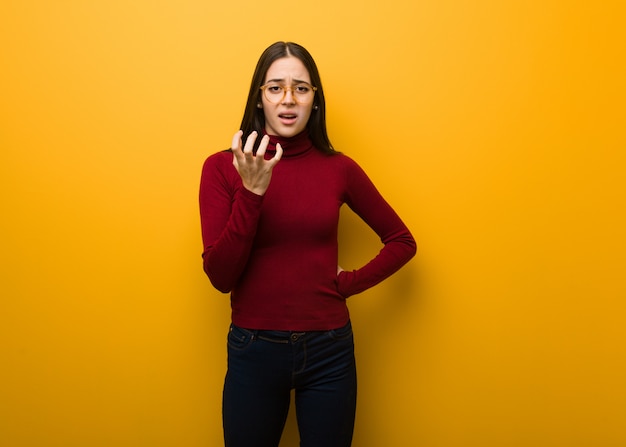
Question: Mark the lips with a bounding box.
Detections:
[278,113,297,124]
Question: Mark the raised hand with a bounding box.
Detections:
[231,130,283,196]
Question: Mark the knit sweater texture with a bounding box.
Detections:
[199,130,416,331]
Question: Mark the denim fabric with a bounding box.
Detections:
[223,320,357,447]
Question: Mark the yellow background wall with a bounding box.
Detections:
[1,1,624,446]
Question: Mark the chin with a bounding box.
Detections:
[270,127,304,138]
[280,129,301,138]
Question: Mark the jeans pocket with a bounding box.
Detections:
[227,324,255,351]
[327,320,353,341]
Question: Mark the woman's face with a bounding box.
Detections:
[261,56,314,138]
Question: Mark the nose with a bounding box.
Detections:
[281,87,296,105]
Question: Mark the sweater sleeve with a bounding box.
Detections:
[199,152,264,293]
[336,157,417,297]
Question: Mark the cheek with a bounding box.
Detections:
[260,97,269,111]
[261,103,274,121]
[301,106,313,123]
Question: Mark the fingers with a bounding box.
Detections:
[258,140,282,168]
[242,131,259,156]
[255,134,270,159]
[231,130,243,152]
[231,130,281,168]
[274,142,283,162]
[231,130,243,168]
[229,130,282,195]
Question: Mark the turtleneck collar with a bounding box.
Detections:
[264,129,314,158]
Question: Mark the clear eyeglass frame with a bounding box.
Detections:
[259,82,318,105]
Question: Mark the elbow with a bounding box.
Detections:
[211,279,233,294]
[402,232,418,261]
[403,240,417,265]
[409,237,418,258]
[203,253,234,294]
[204,266,233,294]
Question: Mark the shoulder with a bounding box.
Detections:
[200,149,238,187]
[324,152,368,177]
[309,152,373,195]
[314,150,361,169]
[201,149,236,177]
[203,149,232,169]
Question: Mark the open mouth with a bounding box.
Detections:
[279,113,297,124]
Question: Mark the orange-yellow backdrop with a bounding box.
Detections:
[1,1,625,446]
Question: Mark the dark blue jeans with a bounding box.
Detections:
[223,320,357,447]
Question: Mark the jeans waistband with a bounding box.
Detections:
[255,330,307,344]
[232,320,351,344]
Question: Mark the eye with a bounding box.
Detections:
[266,84,283,93]
[294,84,310,94]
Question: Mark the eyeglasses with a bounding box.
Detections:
[260,82,317,105]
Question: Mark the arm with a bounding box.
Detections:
[337,158,417,297]
[199,132,282,292]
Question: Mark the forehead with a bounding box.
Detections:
[264,57,311,83]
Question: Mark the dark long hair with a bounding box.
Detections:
[239,42,337,155]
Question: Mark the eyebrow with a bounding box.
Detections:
[266,78,311,85]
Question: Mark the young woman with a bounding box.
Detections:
[199,41,416,447]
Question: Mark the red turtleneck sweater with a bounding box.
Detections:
[199,131,416,331]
